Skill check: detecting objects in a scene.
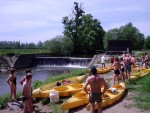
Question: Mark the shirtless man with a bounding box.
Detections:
[7,68,18,102]
[20,69,32,85]
[124,54,132,79]
[84,66,107,113]
[22,73,33,113]
[112,57,121,85]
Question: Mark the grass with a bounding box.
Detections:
[32,69,87,89]
[0,49,49,56]
[0,91,21,105]
[126,72,150,110]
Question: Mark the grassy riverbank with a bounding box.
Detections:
[126,72,150,110]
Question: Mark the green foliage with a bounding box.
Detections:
[44,69,86,84]
[44,35,73,56]
[0,93,10,105]
[103,23,145,50]
[32,80,43,90]
[0,49,49,56]
[0,91,21,105]
[0,41,45,49]
[62,2,105,54]
[144,36,150,49]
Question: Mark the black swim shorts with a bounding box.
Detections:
[22,97,28,102]
[89,92,102,103]
[114,69,120,75]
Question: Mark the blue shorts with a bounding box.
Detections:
[125,64,131,72]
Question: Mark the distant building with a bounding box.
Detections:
[106,40,131,55]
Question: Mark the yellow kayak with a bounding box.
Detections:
[129,68,150,81]
[61,82,125,111]
[32,75,87,98]
[87,66,112,74]
[86,82,126,111]
[61,90,89,110]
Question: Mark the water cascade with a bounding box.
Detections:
[33,57,92,68]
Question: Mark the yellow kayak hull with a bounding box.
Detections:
[86,82,126,111]
[129,69,150,81]
[32,75,87,98]
[61,83,125,111]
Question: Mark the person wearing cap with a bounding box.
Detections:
[22,73,33,113]
[84,66,107,113]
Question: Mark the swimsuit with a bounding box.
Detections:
[114,69,120,75]
[13,77,17,86]
[10,77,17,86]
[22,97,29,102]
[121,68,125,72]
[89,92,102,103]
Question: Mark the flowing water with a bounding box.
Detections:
[0,57,92,96]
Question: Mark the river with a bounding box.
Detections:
[0,66,84,96]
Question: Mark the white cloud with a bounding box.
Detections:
[0,0,150,42]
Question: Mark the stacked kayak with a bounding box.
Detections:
[32,75,87,98]
[88,66,113,74]
[61,82,125,111]
[129,68,150,81]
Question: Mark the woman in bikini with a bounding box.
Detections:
[7,68,18,102]
[112,57,121,85]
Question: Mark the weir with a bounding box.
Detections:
[33,57,92,68]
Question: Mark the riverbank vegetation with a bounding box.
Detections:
[126,72,150,110]
[0,49,49,56]
[33,69,87,89]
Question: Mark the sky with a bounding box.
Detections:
[0,0,150,43]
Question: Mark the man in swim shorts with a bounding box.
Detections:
[84,66,107,113]
[22,73,33,113]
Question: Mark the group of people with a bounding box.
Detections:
[111,52,149,85]
[138,52,149,68]
[7,68,33,113]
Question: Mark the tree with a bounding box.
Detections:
[44,35,73,56]
[144,36,150,49]
[37,41,44,49]
[103,23,145,50]
[62,2,105,54]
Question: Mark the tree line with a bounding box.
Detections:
[0,41,44,49]
[1,2,150,56]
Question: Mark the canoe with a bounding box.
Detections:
[86,82,126,111]
[61,82,125,111]
[32,75,87,98]
[129,68,150,81]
